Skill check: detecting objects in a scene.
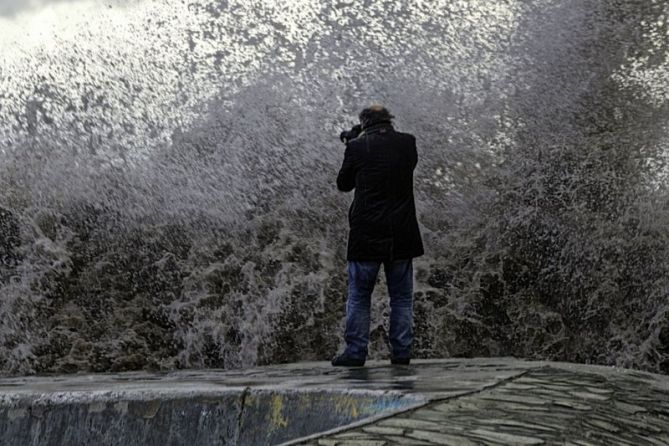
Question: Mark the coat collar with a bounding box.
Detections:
[360,121,394,136]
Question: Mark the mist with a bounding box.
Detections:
[0,0,80,16]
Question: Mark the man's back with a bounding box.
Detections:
[331,105,423,367]
[337,121,424,262]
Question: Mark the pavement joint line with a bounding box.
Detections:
[281,366,540,445]
[440,366,543,402]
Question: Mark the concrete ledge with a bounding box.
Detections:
[0,387,422,446]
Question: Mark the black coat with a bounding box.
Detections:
[337,122,424,261]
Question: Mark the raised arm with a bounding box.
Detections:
[336,144,357,192]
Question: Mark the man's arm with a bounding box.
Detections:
[409,135,418,169]
[336,144,356,192]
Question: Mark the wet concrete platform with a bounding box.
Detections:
[0,358,668,445]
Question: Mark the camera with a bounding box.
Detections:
[339,124,362,144]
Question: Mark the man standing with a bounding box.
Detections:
[332,105,424,367]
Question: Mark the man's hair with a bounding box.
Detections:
[359,105,394,129]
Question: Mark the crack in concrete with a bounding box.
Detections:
[233,387,251,445]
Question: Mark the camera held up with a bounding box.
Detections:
[339,124,362,144]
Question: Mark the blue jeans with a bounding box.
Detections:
[344,259,414,360]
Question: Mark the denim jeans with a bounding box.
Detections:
[344,259,414,360]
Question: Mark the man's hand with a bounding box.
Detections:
[339,124,362,144]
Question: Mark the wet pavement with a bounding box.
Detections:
[0,358,668,445]
[288,359,669,446]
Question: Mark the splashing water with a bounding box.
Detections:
[0,0,668,375]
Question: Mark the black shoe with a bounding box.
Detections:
[331,354,365,367]
[391,357,410,365]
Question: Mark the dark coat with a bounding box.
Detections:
[337,122,424,261]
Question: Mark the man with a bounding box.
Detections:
[332,105,424,367]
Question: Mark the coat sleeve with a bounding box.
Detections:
[336,144,357,192]
[410,135,418,169]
